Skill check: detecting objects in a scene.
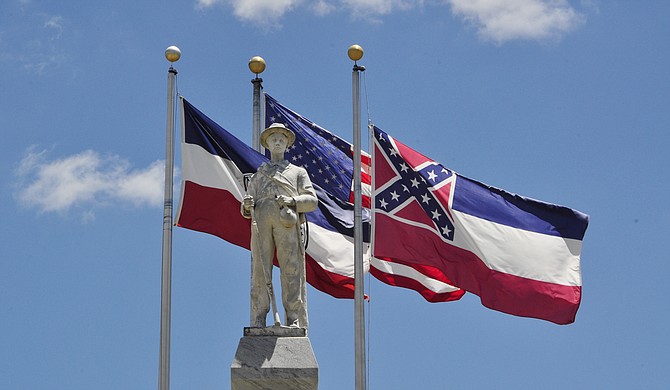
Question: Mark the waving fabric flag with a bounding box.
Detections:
[263,92,371,276]
[265,94,372,208]
[175,97,367,298]
[266,94,464,303]
[372,126,589,324]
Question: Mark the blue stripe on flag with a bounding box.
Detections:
[374,125,588,240]
[183,99,265,174]
[452,176,589,240]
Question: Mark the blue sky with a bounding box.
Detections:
[2,0,669,388]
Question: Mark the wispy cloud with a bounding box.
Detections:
[195,0,584,42]
[339,0,416,19]
[196,0,301,27]
[0,12,67,74]
[311,0,336,16]
[195,0,420,25]
[447,0,585,43]
[43,15,64,39]
[14,148,169,222]
[195,0,219,8]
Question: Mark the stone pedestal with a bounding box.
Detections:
[231,327,318,390]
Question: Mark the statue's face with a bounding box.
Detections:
[267,132,289,153]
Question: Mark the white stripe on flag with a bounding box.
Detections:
[371,257,461,294]
[182,139,370,281]
[307,222,370,278]
[377,206,582,287]
[452,209,583,286]
[181,142,244,200]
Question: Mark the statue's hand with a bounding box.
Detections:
[276,195,295,208]
[243,195,254,211]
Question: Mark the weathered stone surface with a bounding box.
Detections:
[244,326,307,338]
[231,334,318,390]
[243,123,318,331]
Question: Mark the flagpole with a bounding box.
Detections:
[159,45,180,390]
[248,55,282,326]
[249,56,266,151]
[349,44,366,390]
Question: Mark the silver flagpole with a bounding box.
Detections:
[349,44,366,390]
[249,56,266,151]
[248,56,282,326]
[159,45,180,390]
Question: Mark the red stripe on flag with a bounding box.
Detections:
[349,193,372,208]
[374,213,581,324]
[369,263,465,303]
[375,256,461,289]
[361,153,371,168]
[177,180,358,299]
[362,171,371,185]
[176,181,250,248]
[305,255,355,299]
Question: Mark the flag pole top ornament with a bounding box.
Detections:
[164,46,181,63]
[260,123,296,149]
[348,44,364,62]
[248,56,266,75]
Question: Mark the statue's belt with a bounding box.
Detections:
[254,195,293,205]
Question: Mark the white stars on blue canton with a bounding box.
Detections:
[265,95,354,203]
[375,129,455,241]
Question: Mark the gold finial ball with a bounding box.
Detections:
[165,46,181,62]
[348,44,364,61]
[248,56,266,75]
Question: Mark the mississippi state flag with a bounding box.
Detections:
[175,97,368,298]
[372,126,589,324]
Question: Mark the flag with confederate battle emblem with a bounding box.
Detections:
[372,126,589,324]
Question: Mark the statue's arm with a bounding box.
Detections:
[241,176,255,219]
[241,198,253,219]
[293,168,318,213]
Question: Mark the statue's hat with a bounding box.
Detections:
[260,123,296,149]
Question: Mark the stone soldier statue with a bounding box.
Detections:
[241,123,318,329]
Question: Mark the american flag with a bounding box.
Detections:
[265,94,371,208]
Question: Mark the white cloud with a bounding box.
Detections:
[43,16,64,40]
[196,0,302,26]
[195,0,420,25]
[0,12,67,74]
[195,0,219,8]
[312,0,336,16]
[341,0,415,17]
[233,0,302,26]
[193,0,584,42]
[114,161,166,208]
[14,148,170,219]
[447,0,585,43]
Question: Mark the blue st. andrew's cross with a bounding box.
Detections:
[375,129,456,241]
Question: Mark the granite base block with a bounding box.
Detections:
[231,332,318,390]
